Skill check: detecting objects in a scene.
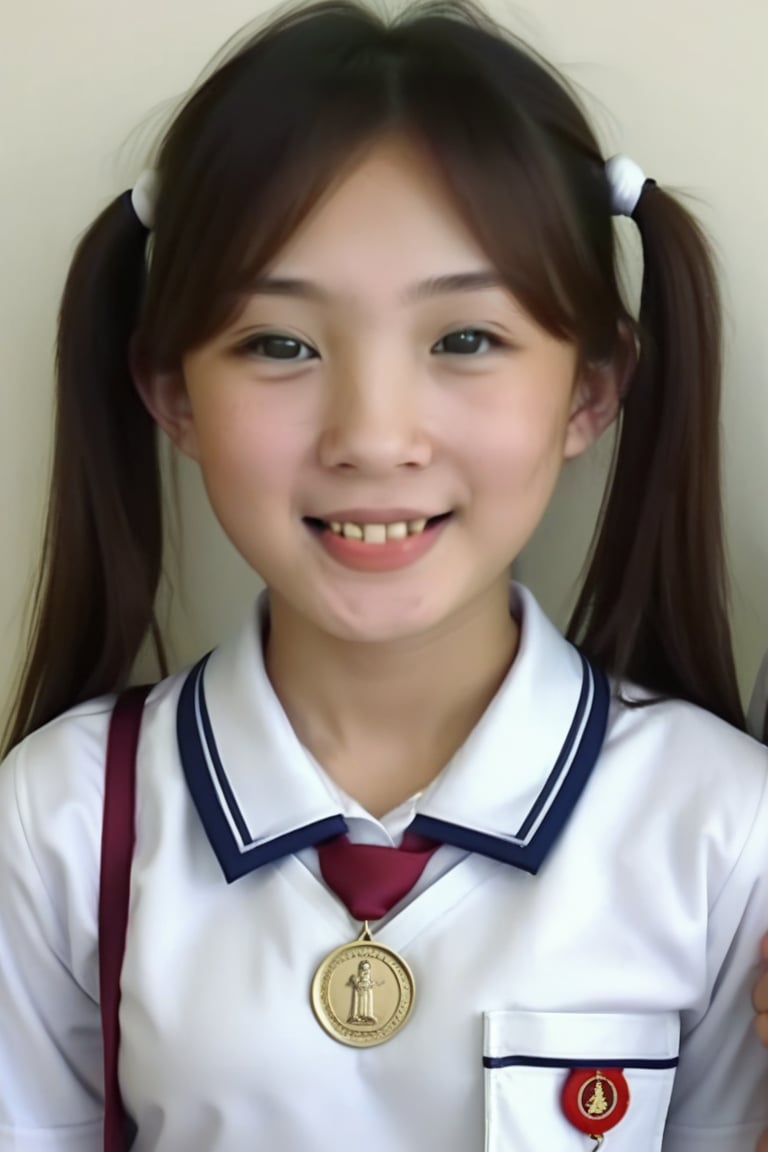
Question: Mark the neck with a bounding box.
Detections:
[264,581,519,816]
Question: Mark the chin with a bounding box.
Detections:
[312,587,450,645]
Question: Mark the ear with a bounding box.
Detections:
[563,324,636,460]
[133,366,201,461]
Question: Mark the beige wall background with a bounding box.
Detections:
[1,0,767,718]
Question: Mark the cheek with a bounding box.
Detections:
[189,392,309,515]
[458,382,572,502]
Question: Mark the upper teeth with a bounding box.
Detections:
[328,518,429,543]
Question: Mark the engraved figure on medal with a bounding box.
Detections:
[347,959,384,1024]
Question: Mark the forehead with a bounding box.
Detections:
[264,135,492,290]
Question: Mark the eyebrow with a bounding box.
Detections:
[247,270,506,304]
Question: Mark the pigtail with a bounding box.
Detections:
[569,184,745,730]
[1,197,167,756]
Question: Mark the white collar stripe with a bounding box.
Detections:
[514,656,595,844]
[177,654,348,883]
[409,660,610,874]
[192,655,251,848]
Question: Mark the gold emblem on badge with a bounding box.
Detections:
[578,1074,617,1119]
[311,924,415,1047]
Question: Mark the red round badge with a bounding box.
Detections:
[561,1069,630,1136]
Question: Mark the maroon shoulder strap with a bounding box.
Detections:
[98,686,152,1152]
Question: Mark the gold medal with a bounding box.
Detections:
[311,923,415,1047]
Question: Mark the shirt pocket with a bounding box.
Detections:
[484,1010,680,1152]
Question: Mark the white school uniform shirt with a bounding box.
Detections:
[1,584,768,1152]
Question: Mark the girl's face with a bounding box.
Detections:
[154,136,617,645]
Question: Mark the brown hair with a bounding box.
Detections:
[2,0,744,755]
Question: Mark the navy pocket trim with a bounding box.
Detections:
[484,1055,679,1070]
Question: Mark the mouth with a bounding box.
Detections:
[303,512,453,545]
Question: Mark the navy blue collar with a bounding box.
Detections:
[176,587,610,884]
[178,653,348,882]
[408,654,608,872]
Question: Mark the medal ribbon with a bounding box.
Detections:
[316,831,438,920]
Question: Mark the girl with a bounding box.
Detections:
[1,2,767,1149]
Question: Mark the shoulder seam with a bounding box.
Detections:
[11,744,72,960]
[708,763,768,917]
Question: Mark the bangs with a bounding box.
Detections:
[140,2,621,368]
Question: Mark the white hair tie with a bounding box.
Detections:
[605,154,652,218]
[130,169,159,230]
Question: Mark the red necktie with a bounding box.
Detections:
[316,831,438,920]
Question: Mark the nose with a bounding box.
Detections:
[318,352,432,475]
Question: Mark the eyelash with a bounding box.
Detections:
[235,328,509,362]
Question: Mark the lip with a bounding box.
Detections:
[310,508,444,525]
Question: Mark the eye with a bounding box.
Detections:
[238,333,318,361]
[432,328,505,356]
